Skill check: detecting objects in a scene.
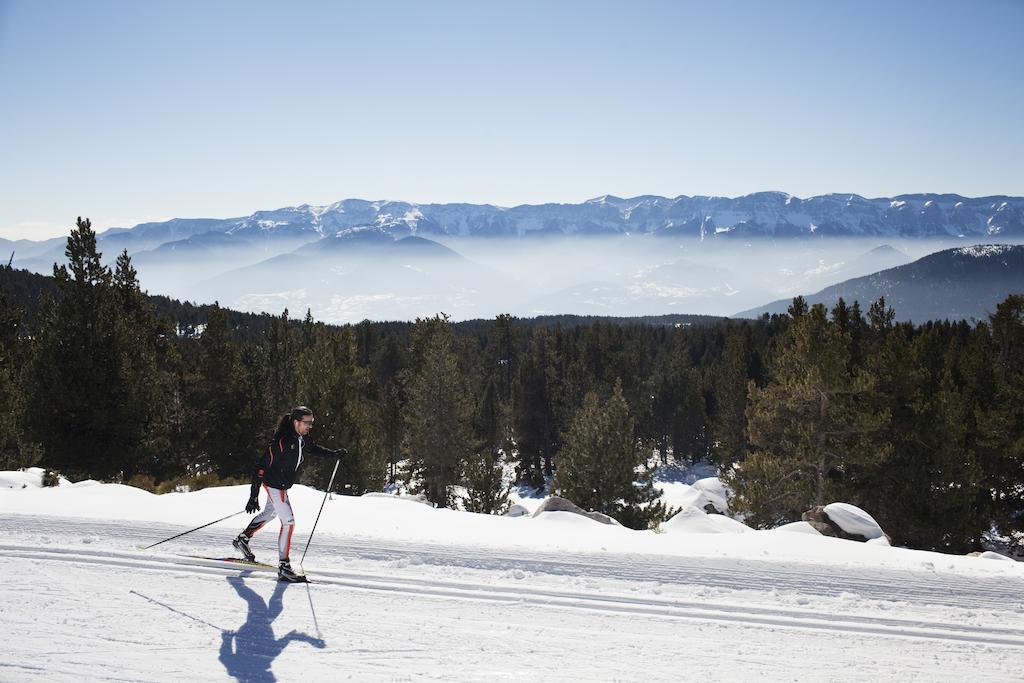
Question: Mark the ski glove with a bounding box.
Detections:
[245,496,260,514]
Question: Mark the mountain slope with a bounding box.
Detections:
[184,233,518,322]
[735,245,1024,322]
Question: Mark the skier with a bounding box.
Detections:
[233,406,345,582]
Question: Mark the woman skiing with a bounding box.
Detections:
[233,406,344,582]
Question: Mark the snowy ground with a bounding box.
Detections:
[2,471,1024,681]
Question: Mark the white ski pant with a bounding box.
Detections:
[244,484,296,562]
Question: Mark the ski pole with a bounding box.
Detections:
[301,458,340,565]
[140,510,246,550]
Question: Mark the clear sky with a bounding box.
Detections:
[1,0,1022,240]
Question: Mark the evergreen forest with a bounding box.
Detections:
[2,219,1022,554]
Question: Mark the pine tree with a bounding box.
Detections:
[462,377,512,514]
[265,309,297,415]
[109,249,180,480]
[25,218,124,479]
[402,315,474,507]
[788,296,809,318]
[513,327,559,487]
[976,295,1024,543]
[0,284,41,469]
[731,304,892,527]
[650,334,706,465]
[553,380,663,529]
[195,304,252,477]
[490,314,517,403]
[296,324,387,494]
[709,327,752,470]
[868,296,895,331]
[856,323,982,550]
[371,331,407,484]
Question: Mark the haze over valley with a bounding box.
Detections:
[4,193,1023,323]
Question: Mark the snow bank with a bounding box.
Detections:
[0,467,74,489]
[977,551,1015,562]
[362,491,431,506]
[1,472,1022,578]
[771,521,823,535]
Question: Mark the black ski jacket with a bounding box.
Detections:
[249,429,342,497]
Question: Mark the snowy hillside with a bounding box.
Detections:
[3,470,1023,681]
[737,243,1024,321]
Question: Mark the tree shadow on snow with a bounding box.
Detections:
[219,574,325,683]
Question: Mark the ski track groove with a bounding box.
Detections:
[8,545,1024,649]
[4,513,1019,613]
[5,536,1024,650]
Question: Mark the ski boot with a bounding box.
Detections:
[278,559,307,583]
[232,533,255,562]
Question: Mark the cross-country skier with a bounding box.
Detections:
[233,406,345,582]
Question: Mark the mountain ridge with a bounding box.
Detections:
[735,244,1024,322]
[8,192,1024,261]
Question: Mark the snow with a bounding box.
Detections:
[823,502,886,540]
[978,551,1015,562]
[0,466,75,489]
[3,471,1024,681]
[656,476,730,514]
[954,244,1013,258]
[661,506,750,534]
[773,521,823,535]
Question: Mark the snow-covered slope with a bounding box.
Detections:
[2,476,1022,681]
[736,243,1024,322]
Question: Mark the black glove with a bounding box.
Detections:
[334,447,348,458]
[245,496,260,514]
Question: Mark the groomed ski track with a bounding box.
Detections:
[3,514,1023,681]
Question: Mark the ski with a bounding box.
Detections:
[180,555,278,570]
[279,574,310,584]
[178,555,312,581]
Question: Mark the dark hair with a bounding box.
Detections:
[273,406,313,436]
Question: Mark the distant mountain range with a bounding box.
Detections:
[3,192,1022,323]
[5,191,1024,264]
[735,245,1024,322]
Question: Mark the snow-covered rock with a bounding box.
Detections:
[532,496,620,525]
[823,503,886,541]
[503,504,530,517]
[661,506,750,534]
[771,521,823,535]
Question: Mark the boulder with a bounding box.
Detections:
[531,496,619,525]
[802,504,890,543]
[503,504,531,517]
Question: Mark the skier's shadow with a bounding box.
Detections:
[219,574,325,683]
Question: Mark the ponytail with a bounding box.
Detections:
[271,405,313,437]
[273,413,291,436]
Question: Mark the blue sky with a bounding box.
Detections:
[1,0,1021,240]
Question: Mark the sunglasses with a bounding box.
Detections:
[298,418,315,426]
